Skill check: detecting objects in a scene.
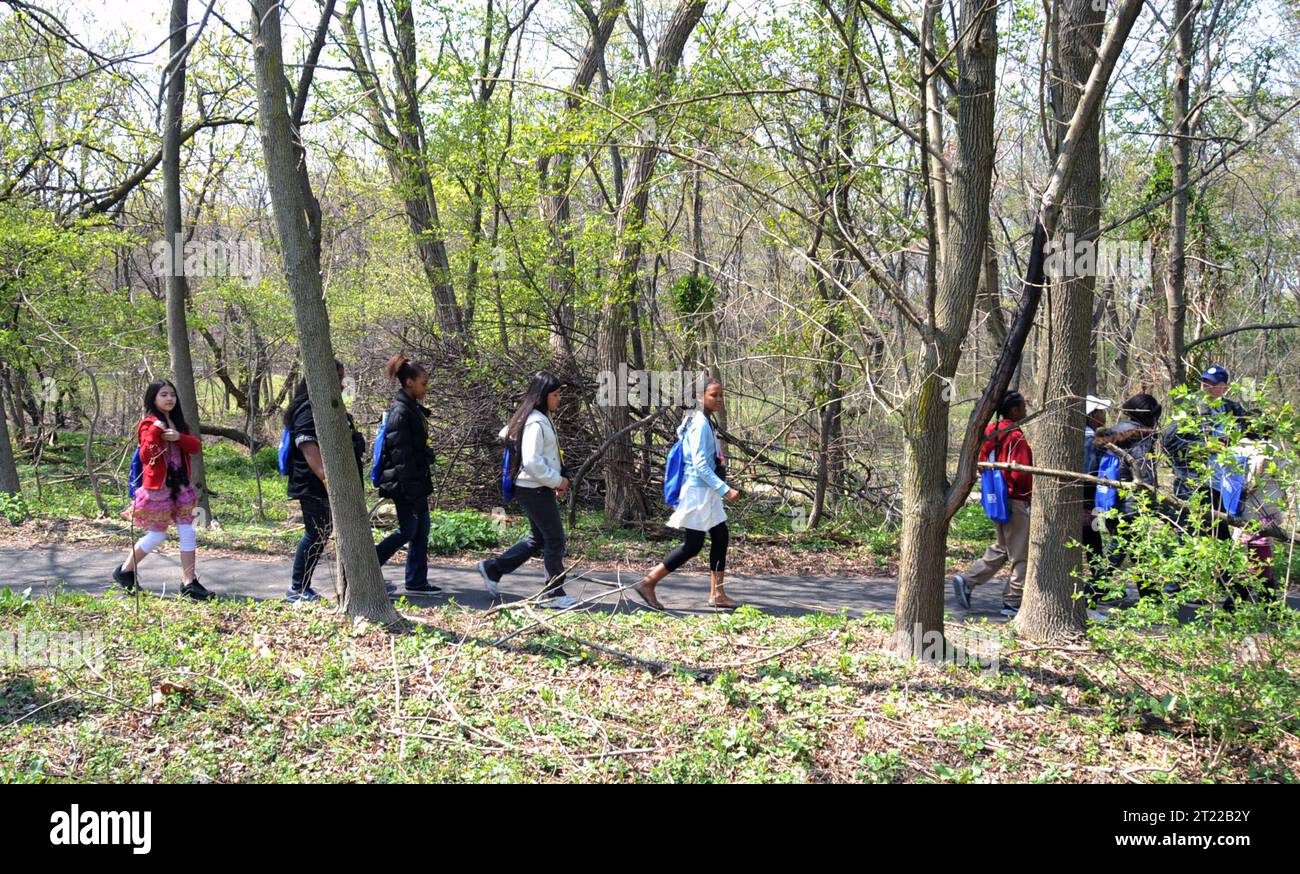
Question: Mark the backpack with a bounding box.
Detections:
[501,446,515,502]
[1094,453,1122,512]
[979,448,1011,524]
[128,447,144,498]
[663,438,685,507]
[277,426,293,476]
[1212,454,1248,516]
[370,412,388,487]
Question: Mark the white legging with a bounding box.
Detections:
[136,524,196,554]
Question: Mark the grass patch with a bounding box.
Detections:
[2,591,1295,783]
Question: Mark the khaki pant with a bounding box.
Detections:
[966,499,1030,607]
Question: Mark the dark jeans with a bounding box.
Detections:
[376,498,430,588]
[1080,518,1105,605]
[484,486,567,595]
[663,522,729,573]
[291,497,332,591]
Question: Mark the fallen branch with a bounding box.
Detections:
[1183,321,1300,354]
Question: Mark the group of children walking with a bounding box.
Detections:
[110,361,742,611]
[952,363,1285,618]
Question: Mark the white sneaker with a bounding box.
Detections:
[477,561,499,598]
[1086,609,1108,623]
[540,594,578,610]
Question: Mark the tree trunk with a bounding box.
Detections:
[0,380,19,494]
[251,0,400,626]
[163,0,212,524]
[340,0,464,338]
[1164,0,1196,387]
[597,0,707,525]
[539,0,619,358]
[1017,0,1105,642]
[893,0,998,658]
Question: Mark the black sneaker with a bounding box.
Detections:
[405,581,442,594]
[112,565,138,592]
[180,579,215,601]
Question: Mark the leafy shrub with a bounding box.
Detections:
[427,510,501,556]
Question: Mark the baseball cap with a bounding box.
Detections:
[1086,395,1112,415]
[1199,365,1230,385]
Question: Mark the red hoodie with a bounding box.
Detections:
[135,417,202,491]
[980,418,1032,501]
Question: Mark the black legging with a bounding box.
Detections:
[662,523,729,573]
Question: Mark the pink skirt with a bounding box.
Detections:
[129,485,199,532]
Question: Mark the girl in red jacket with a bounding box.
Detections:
[951,391,1033,617]
[112,380,213,600]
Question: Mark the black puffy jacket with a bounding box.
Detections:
[286,398,366,501]
[375,389,434,502]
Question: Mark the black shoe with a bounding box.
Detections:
[112,565,138,592]
[405,581,442,594]
[180,578,215,601]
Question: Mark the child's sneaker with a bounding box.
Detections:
[180,579,214,601]
[950,573,972,610]
[112,565,138,592]
[285,586,322,603]
[477,561,499,598]
[999,603,1019,618]
[540,594,578,610]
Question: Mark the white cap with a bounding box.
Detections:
[1086,395,1113,415]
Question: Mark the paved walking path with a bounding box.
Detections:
[3,547,1294,619]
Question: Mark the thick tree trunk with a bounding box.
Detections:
[1164,0,1196,387]
[163,0,211,524]
[1017,0,1105,642]
[893,0,998,658]
[251,0,400,625]
[597,0,707,525]
[340,0,463,338]
[539,0,619,358]
[0,382,19,494]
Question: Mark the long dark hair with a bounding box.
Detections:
[144,380,190,435]
[503,371,563,479]
[284,360,344,429]
[1121,393,1162,428]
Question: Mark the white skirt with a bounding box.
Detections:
[667,483,727,531]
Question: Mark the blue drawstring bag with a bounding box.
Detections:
[980,449,1011,524]
[277,426,293,476]
[128,447,144,498]
[663,439,685,507]
[370,413,388,487]
[501,447,515,502]
[1212,454,1248,516]
[1094,453,1122,512]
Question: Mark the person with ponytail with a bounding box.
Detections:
[284,360,368,602]
[477,371,575,609]
[374,355,438,592]
[112,380,213,600]
[631,376,741,610]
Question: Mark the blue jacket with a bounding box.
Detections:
[678,410,730,497]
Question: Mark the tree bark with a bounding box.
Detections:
[340,0,464,337]
[596,0,707,525]
[893,0,998,658]
[1017,0,1105,642]
[251,0,400,625]
[163,0,212,524]
[0,378,20,494]
[538,0,619,358]
[1164,0,1197,387]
